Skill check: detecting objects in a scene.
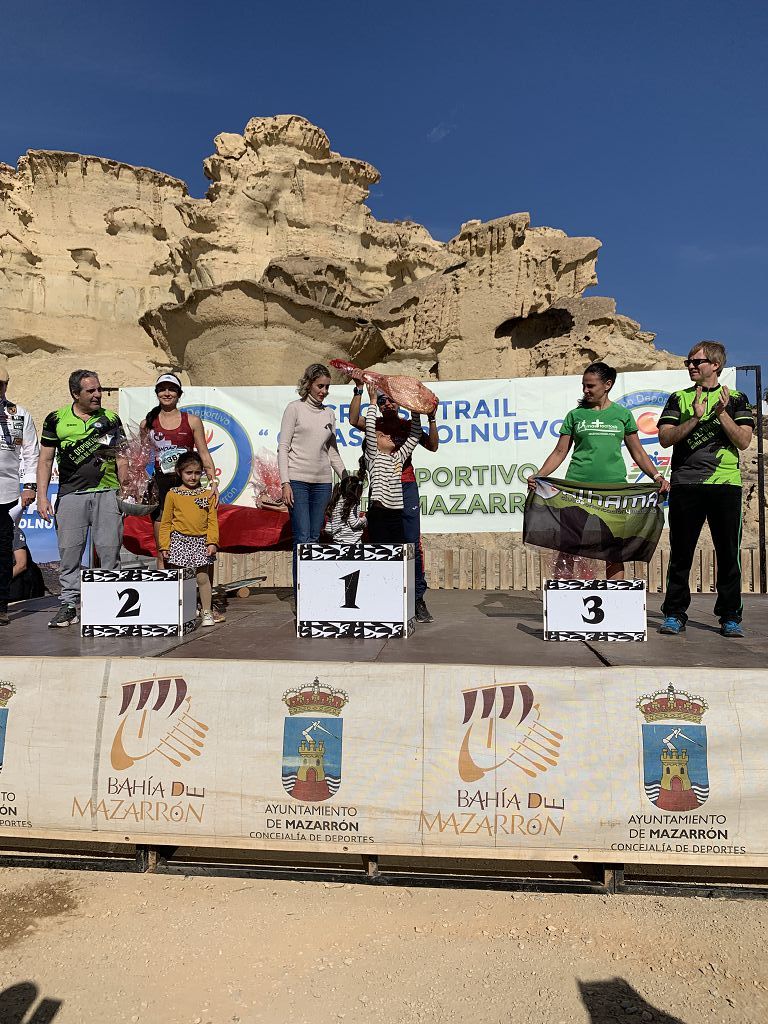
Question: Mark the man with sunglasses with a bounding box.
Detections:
[657,342,754,637]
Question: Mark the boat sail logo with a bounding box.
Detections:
[110,676,209,771]
[637,684,709,809]
[282,678,348,802]
[458,683,563,783]
[0,681,16,773]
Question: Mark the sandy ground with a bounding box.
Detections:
[0,868,766,1024]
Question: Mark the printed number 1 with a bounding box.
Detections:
[340,570,361,609]
[581,595,605,624]
[116,587,141,618]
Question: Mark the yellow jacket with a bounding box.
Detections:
[158,486,219,549]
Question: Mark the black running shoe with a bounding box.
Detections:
[48,604,79,628]
[415,598,434,623]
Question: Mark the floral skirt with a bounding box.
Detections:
[167,531,215,569]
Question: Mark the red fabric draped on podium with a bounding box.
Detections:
[122,505,292,557]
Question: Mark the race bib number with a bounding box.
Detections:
[159,445,187,475]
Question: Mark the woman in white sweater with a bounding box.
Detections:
[279,363,346,587]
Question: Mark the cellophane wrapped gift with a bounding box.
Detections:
[117,428,157,515]
[250,449,285,509]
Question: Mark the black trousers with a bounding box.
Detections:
[661,484,743,625]
[367,504,405,544]
[0,500,16,609]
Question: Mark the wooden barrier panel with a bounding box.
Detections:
[217,545,766,595]
[1,659,766,869]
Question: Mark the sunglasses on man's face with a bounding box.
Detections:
[684,358,711,367]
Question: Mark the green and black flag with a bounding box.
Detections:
[523,477,665,563]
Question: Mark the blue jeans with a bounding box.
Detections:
[289,479,332,589]
[401,480,427,599]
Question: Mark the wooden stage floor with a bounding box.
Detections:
[4,589,767,668]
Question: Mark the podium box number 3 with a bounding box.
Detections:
[297,543,416,639]
[80,568,198,637]
[543,579,647,642]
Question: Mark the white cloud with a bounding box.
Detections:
[426,121,456,143]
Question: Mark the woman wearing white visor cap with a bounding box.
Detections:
[140,373,218,569]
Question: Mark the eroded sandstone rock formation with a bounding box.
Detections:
[1,113,683,427]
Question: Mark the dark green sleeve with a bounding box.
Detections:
[40,411,60,448]
[113,413,127,443]
[657,392,681,426]
[560,410,574,436]
[730,392,755,427]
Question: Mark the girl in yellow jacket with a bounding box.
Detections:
[158,451,219,627]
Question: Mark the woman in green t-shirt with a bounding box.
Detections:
[528,362,669,579]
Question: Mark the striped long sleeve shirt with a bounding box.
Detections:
[327,501,366,543]
[364,404,422,510]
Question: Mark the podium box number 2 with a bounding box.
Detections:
[543,578,647,641]
[297,543,416,638]
[80,568,198,637]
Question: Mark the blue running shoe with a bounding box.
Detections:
[659,616,685,635]
[720,620,744,638]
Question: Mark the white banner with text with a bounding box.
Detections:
[120,369,736,534]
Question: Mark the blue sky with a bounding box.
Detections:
[3,1,766,397]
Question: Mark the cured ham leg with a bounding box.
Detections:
[330,359,438,414]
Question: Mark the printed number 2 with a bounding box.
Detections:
[116,587,141,618]
[340,570,361,609]
[581,595,605,624]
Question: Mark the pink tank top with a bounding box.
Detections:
[150,411,195,474]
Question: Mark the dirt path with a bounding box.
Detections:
[1,868,766,1024]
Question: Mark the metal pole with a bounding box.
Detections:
[737,365,766,593]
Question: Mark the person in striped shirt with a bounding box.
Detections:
[363,383,423,544]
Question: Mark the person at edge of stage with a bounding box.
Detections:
[37,369,128,628]
[656,341,754,638]
[158,451,219,628]
[360,382,423,552]
[348,378,438,623]
[528,361,670,580]
[279,363,347,592]
[0,363,39,626]
[140,373,218,557]
[8,505,45,603]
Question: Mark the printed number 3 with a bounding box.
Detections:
[340,570,360,609]
[581,595,605,624]
[116,587,141,618]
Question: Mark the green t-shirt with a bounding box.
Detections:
[41,405,124,497]
[560,404,638,484]
[657,385,754,485]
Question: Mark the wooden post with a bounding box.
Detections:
[443,550,454,590]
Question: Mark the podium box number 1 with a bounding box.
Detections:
[80,568,198,637]
[297,543,416,638]
[543,579,647,641]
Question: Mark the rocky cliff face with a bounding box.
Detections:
[1,113,680,428]
[0,151,194,418]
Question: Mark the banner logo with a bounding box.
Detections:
[0,681,16,772]
[182,404,254,503]
[615,389,671,482]
[282,678,348,802]
[110,676,209,771]
[458,684,563,782]
[638,684,709,810]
